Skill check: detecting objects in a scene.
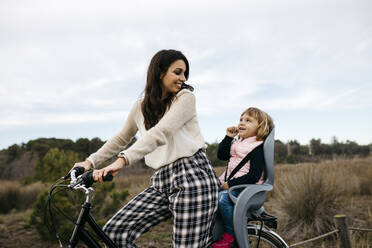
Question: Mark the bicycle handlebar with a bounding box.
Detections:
[68,166,113,188]
[70,166,85,181]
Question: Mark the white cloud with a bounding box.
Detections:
[0,0,371,148]
[0,109,128,128]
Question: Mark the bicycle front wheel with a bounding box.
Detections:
[245,225,288,248]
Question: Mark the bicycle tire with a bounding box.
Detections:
[243,225,288,248]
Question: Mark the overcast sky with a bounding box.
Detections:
[0,0,371,150]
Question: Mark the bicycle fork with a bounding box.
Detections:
[68,186,118,248]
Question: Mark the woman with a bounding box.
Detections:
[72,49,220,248]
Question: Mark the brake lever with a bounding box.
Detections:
[64,166,85,181]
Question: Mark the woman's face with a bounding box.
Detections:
[161,59,187,96]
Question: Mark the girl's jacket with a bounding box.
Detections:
[218,136,265,187]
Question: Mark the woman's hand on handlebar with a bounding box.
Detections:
[72,160,93,172]
[93,157,126,183]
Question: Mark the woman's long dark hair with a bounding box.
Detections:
[142,49,193,130]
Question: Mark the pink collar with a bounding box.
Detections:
[238,136,258,143]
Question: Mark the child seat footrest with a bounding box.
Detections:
[250,211,278,229]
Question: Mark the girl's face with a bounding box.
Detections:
[160,59,187,96]
[238,113,259,139]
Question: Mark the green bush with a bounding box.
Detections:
[29,144,130,242]
[34,148,80,183]
[286,154,299,164]
[29,181,129,241]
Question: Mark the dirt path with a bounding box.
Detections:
[0,210,55,248]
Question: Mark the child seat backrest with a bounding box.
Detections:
[263,128,275,186]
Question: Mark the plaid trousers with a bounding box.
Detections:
[103,149,221,248]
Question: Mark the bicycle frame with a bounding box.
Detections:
[68,186,118,248]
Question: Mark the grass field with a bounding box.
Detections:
[0,156,371,247]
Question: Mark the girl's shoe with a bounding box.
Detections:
[211,232,235,248]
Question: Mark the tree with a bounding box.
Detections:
[288,140,301,155]
[34,148,80,182]
[274,140,287,164]
[7,144,23,162]
[72,138,90,159]
[25,138,75,158]
[88,137,105,154]
[330,136,343,155]
[310,139,322,156]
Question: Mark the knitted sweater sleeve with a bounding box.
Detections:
[120,89,196,165]
[86,101,139,168]
[227,145,265,187]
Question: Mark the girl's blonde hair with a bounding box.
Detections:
[241,107,274,141]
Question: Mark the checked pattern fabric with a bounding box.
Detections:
[103,149,221,248]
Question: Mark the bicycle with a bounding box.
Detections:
[46,166,118,248]
[46,166,289,247]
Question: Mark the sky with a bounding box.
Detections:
[0,0,371,150]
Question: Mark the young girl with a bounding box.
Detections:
[71,49,220,247]
[211,107,274,248]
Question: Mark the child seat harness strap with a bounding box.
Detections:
[224,144,263,182]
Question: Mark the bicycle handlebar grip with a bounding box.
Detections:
[82,170,113,187]
[102,173,113,182]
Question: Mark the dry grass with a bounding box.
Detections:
[0,157,371,247]
[269,157,372,246]
[275,164,341,241]
[115,171,154,201]
[0,181,46,214]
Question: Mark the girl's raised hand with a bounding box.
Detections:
[226,126,239,138]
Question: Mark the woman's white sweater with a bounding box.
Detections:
[87,89,207,169]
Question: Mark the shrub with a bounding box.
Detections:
[29,181,129,242]
[277,165,341,240]
[286,155,299,164]
[34,148,80,183]
[0,181,46,213]
[0,181,20,213]
[359,167,372,196]
[21,182,47,207]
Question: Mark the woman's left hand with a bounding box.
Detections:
[93,157,126,183]
[221,182,229,190]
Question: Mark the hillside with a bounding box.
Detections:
[0,137,145,180]
[0,151,38,180]
[1,137,370,181]
[0,156,371,247]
